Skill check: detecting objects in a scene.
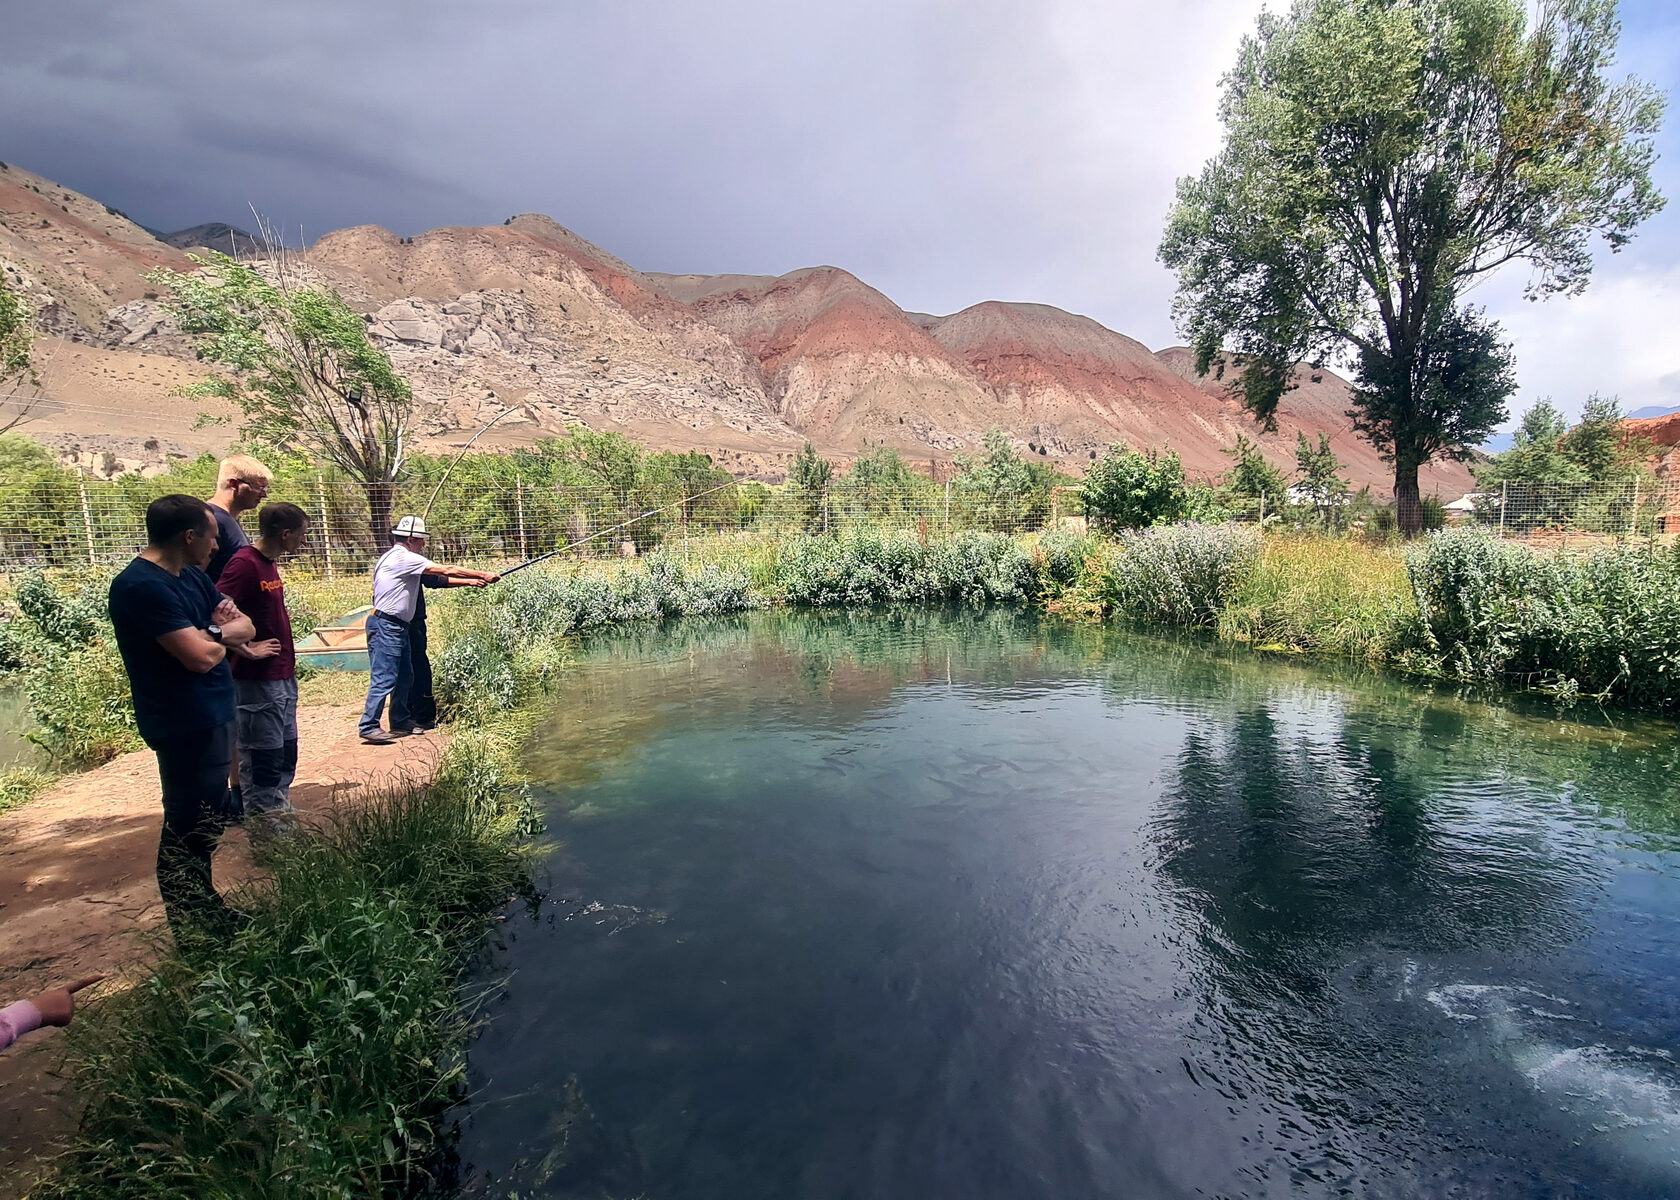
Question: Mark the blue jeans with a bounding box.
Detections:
[359,612,414,735]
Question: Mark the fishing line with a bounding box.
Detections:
[495,479,738,579]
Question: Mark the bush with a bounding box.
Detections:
[1094,523,1261,627]
[774,529,1036,607]
[1402,528,1680,708]
[1032,529,1100,590]
[1080,443,1187,530]
[435,554,758,721]
[23,642,138,766]
[0,571,139,767]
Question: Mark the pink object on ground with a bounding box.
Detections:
[0,999,43,1051]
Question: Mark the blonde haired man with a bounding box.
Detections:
[205,453,273,816]
[206,454,272,584]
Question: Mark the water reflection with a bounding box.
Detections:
[468,609,1680,1200]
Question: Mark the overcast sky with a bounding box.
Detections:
[4,0,1676,427]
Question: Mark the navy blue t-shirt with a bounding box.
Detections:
[206,504,249,583]
[108,557,234,745]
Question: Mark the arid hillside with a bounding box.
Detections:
[0,164,1478,496]
[1625,411,1680,480]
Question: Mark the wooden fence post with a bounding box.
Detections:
[77,474,96,566]
[515,469,529,560]
[1499,481,1508,536]
[316,473,334,579]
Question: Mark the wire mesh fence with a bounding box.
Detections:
[0,475,1086,576]
[3,472,1673,576]
[1460,479,1680,542]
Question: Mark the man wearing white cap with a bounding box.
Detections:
[359,515,499,745]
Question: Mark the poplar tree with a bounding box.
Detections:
[1160,0,1665,534]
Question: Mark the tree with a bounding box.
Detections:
[1293,432,1351,525]
[953,428,1041,531]
[788,441,833,533]
[1081,443,1188,530]
[1558,393,1652,480]
[151,236,414,544]
[645,450,737,526]
[834,445,928,521]
[1222,434,1289,518]
[1475,399,1582,485]
[1160,0,1665,535]
[0,277,41,435]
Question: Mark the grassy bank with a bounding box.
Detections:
[32,726,540,1198]
[4,526,1675,799]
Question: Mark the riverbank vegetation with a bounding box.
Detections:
[5,516,1678,1195]
[34,733,539,1198]
[4,521,1677,807]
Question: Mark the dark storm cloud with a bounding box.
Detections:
[2,0,1676,413]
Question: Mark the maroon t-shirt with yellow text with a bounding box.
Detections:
[217,545,296,681]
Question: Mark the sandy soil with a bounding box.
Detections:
[0,702,448,1194]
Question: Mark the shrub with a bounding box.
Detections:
[13,569,108,645]
[1402,528,1680,708]
[23,642,138,767]
[1095,523,1260,627]
[0,571,139,767]
[1080,443,1187,530]
[434,554,758,721]
[773,529,1036,607]
[1032,529,1100,590]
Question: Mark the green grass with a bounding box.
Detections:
[0,764,57,815]
[31,735,538,1199]
[1219,534,1412,661]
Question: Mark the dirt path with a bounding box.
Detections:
[0,703,449,1192]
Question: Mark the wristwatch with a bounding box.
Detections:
[207,624,224,643]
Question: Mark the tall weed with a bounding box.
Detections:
[1093,524,1260,627]
[1220,535,1411,659]
[1403,528,1680,708]
[36,754,535,1199]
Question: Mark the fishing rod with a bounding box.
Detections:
[421,404,525,521]
[495,479,739,580]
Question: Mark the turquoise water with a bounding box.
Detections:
[461,609,1680,1199]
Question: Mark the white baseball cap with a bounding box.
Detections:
[392,515,428,538]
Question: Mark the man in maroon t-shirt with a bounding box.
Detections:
[217,502,308,838]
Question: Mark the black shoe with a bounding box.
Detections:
[389,724,420,736]
[361,729,400,745]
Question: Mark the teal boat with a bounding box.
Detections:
[295,606,371,671]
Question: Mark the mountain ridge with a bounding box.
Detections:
[0,163,1478,497]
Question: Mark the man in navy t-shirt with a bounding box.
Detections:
[108,494,259,935]
[204,454,271,584]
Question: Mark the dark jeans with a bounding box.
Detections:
[360,611,413,735]
[153,721,234,930]
[410,614,437,726]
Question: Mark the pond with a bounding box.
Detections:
[461,609,1680,1199]
[0,685,44,770]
